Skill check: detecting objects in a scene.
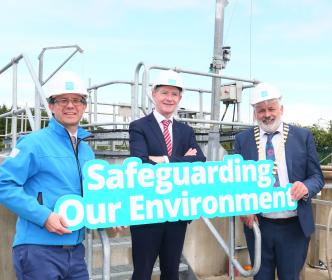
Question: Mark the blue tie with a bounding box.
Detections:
[266,132,280,187]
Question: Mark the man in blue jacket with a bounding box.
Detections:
[129,70,206,280]
[234,82,324,280]
[0,71,94,280]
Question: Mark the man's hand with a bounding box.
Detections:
[44,212,72,235]
[184,148,197,156]
[111,226,128,232]
[149,156,165,163]
[240,214,259,229]
[290,181,309,201]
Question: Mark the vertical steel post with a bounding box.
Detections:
[11,62,18,148]
[88,79,92,124]
[199,91,203,119]
[93,89,98,124]
[228,217,235,279]
[35,53,44,131]
[207,0,228,161]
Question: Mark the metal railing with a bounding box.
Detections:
[321,153,332,165]
[1,52,262,279]
[0,53,51,148]
[311,198,332,279]
[133,62,258,121]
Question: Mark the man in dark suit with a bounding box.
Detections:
[129,70,206,280]
[234,82,324,280]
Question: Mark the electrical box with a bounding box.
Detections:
[220,82,242,104]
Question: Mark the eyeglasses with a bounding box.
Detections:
[53,98,87,106]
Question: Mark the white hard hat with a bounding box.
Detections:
[46,70,88,99]
[251,82,282,105]
[153,70,184,91]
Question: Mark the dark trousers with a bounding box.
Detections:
[245,216,310,280]
[12,244,88,280]
[130,221,187,280]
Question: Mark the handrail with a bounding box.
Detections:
[133,62,147,120]
[312,198,332,279]
[38,45,83,85]
[326,207,332,279]
[134,62,258,123]
[98,229,111,280]
[0,54,23,75]
[85,229,93,277]
[321,153,332,164]
[87,80,136,126]
[201,216,261,277]
[0,107,36,133]
[0,53,51,148]
[148,64,259,85]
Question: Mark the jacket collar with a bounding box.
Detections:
[48,117,92,140]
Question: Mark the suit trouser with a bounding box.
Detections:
[130,221,187,280]
[12,244,88,280]
[244,216,310,280]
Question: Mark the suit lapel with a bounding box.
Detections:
[172,119,181,154]
[284,124,293,180]
[250,129,259,160]
[147,113,168,154]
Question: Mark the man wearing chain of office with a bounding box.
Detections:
[234,82,324,280]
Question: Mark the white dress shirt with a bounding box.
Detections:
[259,122,297,219]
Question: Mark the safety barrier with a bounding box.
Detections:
[1,51,261,280]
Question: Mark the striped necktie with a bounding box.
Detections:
[162,120,172,156]
[71,136,77,152]
[265,132,280,187]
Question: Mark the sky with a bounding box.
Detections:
[0,0,331,127]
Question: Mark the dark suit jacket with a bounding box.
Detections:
[129,113,206,164]
[234,124,324,237]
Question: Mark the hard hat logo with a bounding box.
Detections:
[260,90,268,98]
[251,82,282,105]
[65,81,75,91]
[168,79,176,86]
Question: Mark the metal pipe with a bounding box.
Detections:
[133,62,146,120]
[97,229,111,280]
[81,121,130,128]
[177,117,252,127]
[22,54,52,118]
[148,65,258,85]
[38,44,83,60]
[0,54,23,75]
[140,67,149,116]
[326,207,332,279]
[42,49,82,85]
[85,229,93,277]
[199,91,204,119]
[11,63,18,148]
[0,108,27,119]
[207,0,228,162]
[79,118,253,128]
[88,80,134,91]
[38,45,83,85]
[35,51,44,131]
[228,217,235,279]
[93,89,98,123]
[25,107,35,131]
[202,217,261,277]
[88,81,92,124]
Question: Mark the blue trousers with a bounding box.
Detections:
[130,221,188,280]
[245,216,310,280]
[12,244,88,280]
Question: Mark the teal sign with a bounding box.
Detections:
[54,155,297,230]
